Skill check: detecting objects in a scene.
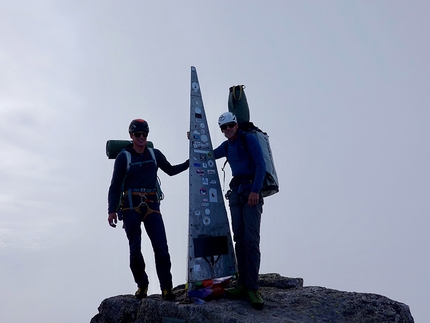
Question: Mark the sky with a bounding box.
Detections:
[0,1,429,322]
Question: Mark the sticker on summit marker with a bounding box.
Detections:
[209,188,218,202]
[203,216,211,226]
[192,82,199,91]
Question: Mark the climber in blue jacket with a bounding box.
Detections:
[213,112,266,310]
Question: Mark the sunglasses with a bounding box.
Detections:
[133,132,148,138]
[220,123,236,130]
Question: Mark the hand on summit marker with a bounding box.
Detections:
[108,212,118,228]
[248,192,259,206]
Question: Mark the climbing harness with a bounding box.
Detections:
[121,189,161,221]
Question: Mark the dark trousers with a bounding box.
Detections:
[228,185,263,290]
[122,202,173,291]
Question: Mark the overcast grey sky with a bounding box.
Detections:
[1,1,429,322]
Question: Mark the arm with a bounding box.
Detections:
[245,134,266,195]
[107,153,127,227]
[155,149,189,176]
[213,141,227,159]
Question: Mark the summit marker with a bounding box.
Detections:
[187,67,237,290]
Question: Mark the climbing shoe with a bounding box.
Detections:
[225,284,246,299]
[247,289,264,310]
[135,286,148,299]
[162,289,176,301]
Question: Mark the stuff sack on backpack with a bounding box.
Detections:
[224,123,279,197]
[228,85,250,126]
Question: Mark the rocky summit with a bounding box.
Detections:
[90,273,414,323]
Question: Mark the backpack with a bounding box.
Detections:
[226,85,279,197]
[223,125,279,198]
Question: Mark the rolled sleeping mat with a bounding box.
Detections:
[106,140,154,159]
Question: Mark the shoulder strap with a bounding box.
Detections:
[124,150,131,172]
[147,147,157,166]
[239,133,249,154]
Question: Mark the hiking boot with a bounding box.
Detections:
[247,289,264,310]
[135,286,148,299]
[225,284,246,299]
[162,289,176,301]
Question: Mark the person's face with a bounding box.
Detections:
[130,131,148,147]
[220,122,238,140]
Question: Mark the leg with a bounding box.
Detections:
[242,196,263,290]
[228,189,247,287]
[143,203,173,291]
[123,209,149,288]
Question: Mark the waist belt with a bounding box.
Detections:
[131,191,157,197]
[230,175,254,188]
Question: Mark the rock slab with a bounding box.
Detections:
[90,273,414,323]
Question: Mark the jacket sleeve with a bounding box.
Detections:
[213,141,227,159]
[155,149,189,176]
[108,152,128,213]
[245,134,266,194]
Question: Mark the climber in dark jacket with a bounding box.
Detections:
[108,119,188,301]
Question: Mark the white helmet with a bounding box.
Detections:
[218,112,237,127]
